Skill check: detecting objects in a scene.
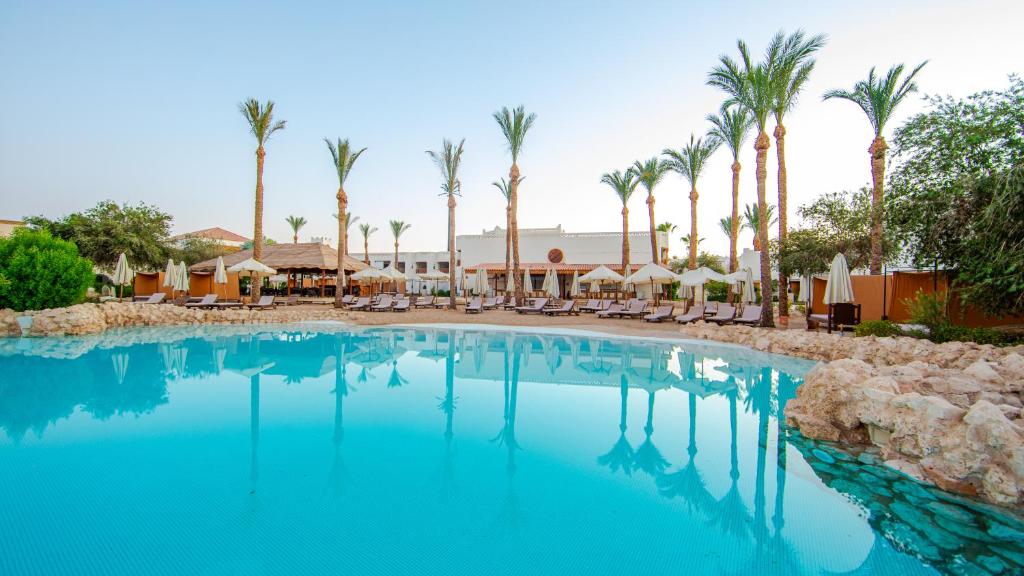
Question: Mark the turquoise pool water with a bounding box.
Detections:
[1,324,1022,575]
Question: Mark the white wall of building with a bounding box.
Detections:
[457,225,669,268]
[352,250,453,293]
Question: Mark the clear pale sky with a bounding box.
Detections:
[1,0,1021,259]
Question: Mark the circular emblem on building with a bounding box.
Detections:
[547,248,564,263]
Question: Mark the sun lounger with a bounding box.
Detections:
[503,297,518,310]
[393,298,411,312]
[675,305,705,324]
[285,295,299,306]
[618,300,649,319]
[489,295,505,309]
[185,294,218,309]
[371,295,394,311]
[704,301,718,317]
[414,296,434,308]
[596,302,625,318]
[731,305,761,326]
[807,303,862,334]
[543,300,578,316]
[465,296,483,314]
[515,298,549,314]
[340,294,356,305]
[347,297,371,311]
[579,299,602,313]
[212,301,244,309]
[708,304,737,325]
[433,297,451,309]
[643,304,676,322]
[247,295,276,309]
[135,293,166,304]
[481,297,498,310]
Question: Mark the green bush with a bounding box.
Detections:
[905,289,948,331]
[0,228,95,311]
[930,324,1019,346]
[855,320,903,338]
[706,280,730,302]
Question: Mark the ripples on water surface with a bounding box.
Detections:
[0,325,1022,575]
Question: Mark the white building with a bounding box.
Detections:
[351,250,454,294]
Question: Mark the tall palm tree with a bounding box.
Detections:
[769,30,827,318]
[663,135,721,270]
[239,99,286,299]
[492,178,514,284]
[824,61,927,274]
[632,158,672,264]
[427,139,465,309]
[743,203,777,251]
[707,105,753,273]
[388,220,412,271]
[325,138,367,307]
[600,168,639,274]
[719,216,735,242]
[493,106,537,301]
[344,213,359,255]
[285,215,307,244]
[357,223,377,265]
[708,40,777,326]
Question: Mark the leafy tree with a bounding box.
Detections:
[167,236,232,266]
[824,62,927,274]
[286,215,307,243]
[324,138,366,306]
[426,138,465,309]
[240,237,276,250]
[24,201,172,271]
[708,40,777,326]
[769,30,826,318]
[493,105,537,300]
[697,251,726,274]
[600,168,639,274]
[663,134,721,269]
[632,157,671,263]
[707,105,753,273]
[0,228,94,311]
[239,98,286,299]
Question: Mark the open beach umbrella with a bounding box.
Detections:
[228,258,277,297]
[175,261,190,294]
[381,264,405,292]
[570,270,581,297]
[625,262,676,303]
[353,266,389,295]
[678,267,727,304]
[522,266,532,293]
[542,268,559,298]
[419,267,448,295]
[214,256,228,299]
[823,253,854,305]
[112,252,132,300]
[579,265,624,283]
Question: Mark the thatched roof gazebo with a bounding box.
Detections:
[191,243,367,296]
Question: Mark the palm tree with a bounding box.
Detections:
[707,105,753,273]
[632,158,671,264]
[663,135,721,270]
[493,178,514,283]
[325,139,366,306]
[824,62,927,274]
[357,223,377,265]
[769,30,827,318]
[239,99,286,299]
[285,215,307,244]
[427,139,465,310]
[344,213,359,255]
[493,106,537,301]
[388,220,411,271]
[743,203,777,251]
[681,234,704,258]
[708,39,777,326]
[600,168,639,275]
[719,216,735,242]
[655,222,677,234]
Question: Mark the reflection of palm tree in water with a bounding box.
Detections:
[633,390,668,477]
[250,373,260,491]
[598,374,635,476]
[708,384,751,541]
[437,331,458,502]
[327,336,352,497]
[492,336,522,529]
[657,393,715,516]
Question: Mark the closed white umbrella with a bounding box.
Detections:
[823,253,854,305]
[112,252,132,300]
[175,261,190,294]
[798,273,812,303]
[214,256,228,298]
[162,259,176,288]
[742,267,756,304]
[474,269,488,295]
[570,270,581,297]
[522,266,532,293]
[542,268,559,298]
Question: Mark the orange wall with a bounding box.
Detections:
[810,275,892,321]
[189,272,240,299]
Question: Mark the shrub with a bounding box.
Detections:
[706,280,730,302]
[855,320,902,338]
[0,228,95,311]
[930,324,1019,346]
[905,289,949,331]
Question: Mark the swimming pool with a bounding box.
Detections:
[1,324,1021,575]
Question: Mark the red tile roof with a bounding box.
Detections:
[171,227,250,243]
[466,262,623,273]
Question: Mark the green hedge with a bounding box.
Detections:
[854,320,903,338]
[0,228,94,311]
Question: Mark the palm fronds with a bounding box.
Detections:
[743,203,777,233]
[719,216,734,239]
[389,220,411,242]
[767,30,827,121]
[707,41,775,131]
[426,138,466,196]
[706,104,753,161]
[663,134,721,187]
[239,99,286,146]
[285,215,307,235]
[632,157,671,194]
[358,223,378,241]
[493,105,537,162]
[600,168,639,205]
[824,61,928,135]
[324,138,367,186]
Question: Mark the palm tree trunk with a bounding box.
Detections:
[505,205,511,290]
[345,230,350,255]
[363,237,370,265]
[775,123,789,320]
[510,165,523,300]
[730,161,741,273]
[448,194,457,310]
[688,187,699,270]
[647,194,658,264]
[252,147,265,300]
[755,132,774,327]
[394,242,399,271]
[334,185,347,308]
[621,206,630,276]
[293,233,298,244]
[869,137,887,275]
